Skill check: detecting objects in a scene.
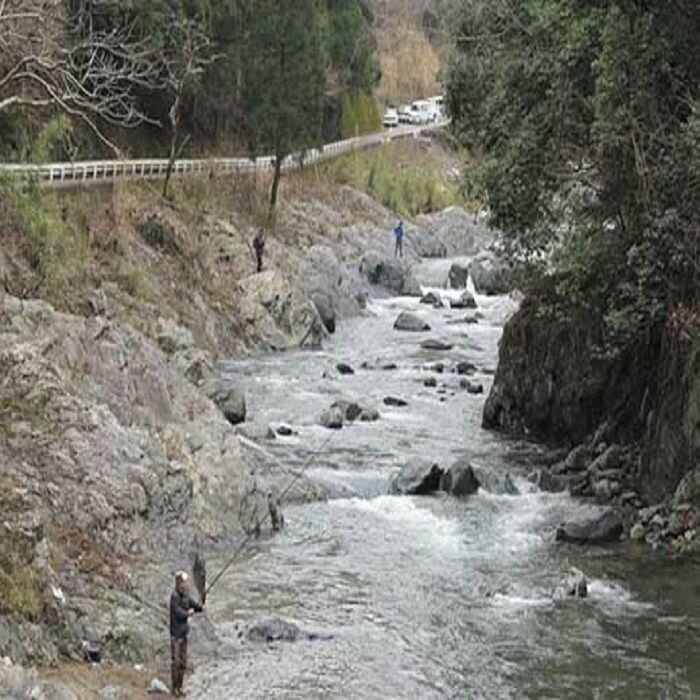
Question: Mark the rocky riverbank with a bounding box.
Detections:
[483,277,700,555]
[0,148,500,693]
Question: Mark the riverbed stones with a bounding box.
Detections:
[276,425,294,436]
[472,465,518,495]
[462,380,484,394]
[336,362,355,375]
[394,312,430,332]
[450,290,477,309]
[234,422,276,441]
[630,522,646,541]
[421,338,454,351]
[390,459,444,495]
[537,469,568,493]
[440,459,479,497]
[456,361,477,375]
[554,568,588,599]
[555,507,623,544]
[424,377,437,387]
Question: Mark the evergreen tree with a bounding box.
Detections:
[240,0,326,210]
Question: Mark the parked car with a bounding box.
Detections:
[398,105,413,124]
[428,95,445,120]
[382,108,399,128]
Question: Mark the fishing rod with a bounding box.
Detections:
[204,429,340,597]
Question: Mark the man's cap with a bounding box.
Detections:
[175,571,189,583]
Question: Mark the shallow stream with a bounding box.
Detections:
[189,261,700,699]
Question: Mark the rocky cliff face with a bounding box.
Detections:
[484,280,700,550]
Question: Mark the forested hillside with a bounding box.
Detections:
[446,1,700,505]
[0,0,380,163]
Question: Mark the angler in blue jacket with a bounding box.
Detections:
[393,220,404,257]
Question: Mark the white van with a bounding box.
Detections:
[409,100,432,125]
[428,95,445,120]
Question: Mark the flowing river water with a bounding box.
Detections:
[189,260,700,699]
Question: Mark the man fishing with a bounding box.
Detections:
[170,571,204,697]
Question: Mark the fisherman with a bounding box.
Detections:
[268,491,285,532]
[252,228,266,273]
[393,220,404,258]
[170,571,204,697]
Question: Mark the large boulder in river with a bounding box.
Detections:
[237,271,324,350]
[468,251,513,295]
[360,253,422,297]
[448,261,470,289]
[420,291,443,307]
[440,459,479,497]
[394,312,430,332]
[204,378,246,425]
[555,506,623,544]
[311,291,336,334]
[421,338,453,351]
[390,459,444,495]
[414,207,494,258]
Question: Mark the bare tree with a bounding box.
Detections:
[161,17,218,199]
[0,0,162,154]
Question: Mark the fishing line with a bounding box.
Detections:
[205,428,341,596]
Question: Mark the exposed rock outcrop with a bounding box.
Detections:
[360,253,422,297]
[468,250,513,295]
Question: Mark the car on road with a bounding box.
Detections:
[408,100,433,125]
[382,108,399,128]
[398,105,413,124]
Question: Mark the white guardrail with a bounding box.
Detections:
[0,121,449,188]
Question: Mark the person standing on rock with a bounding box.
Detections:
[252,229,266,273]
[170,571,204,697]
[393,220,404,258]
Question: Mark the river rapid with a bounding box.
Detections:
[188,260,700,699]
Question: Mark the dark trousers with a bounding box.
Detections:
[394,237,403,257]
[255,251,263,273]
[171,635,188,695]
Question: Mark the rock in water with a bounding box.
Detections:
[468,250,513,295]
[456,361,477,375]
[448,261,470,289]
[440,459,479,497]
[450,290,477,309]
[471,465,518,495]
[424,377,438,387]
[421,338,454,351]
[553,567,588,599]
[320,407,344,430]
[390,459,445,495]
[204,378,246,425]
[383,396,408,407]
[311,291,336,334]
[336,362,355,375]
[394,312,431,332]
[420,291,444,307]
[247,618,301,643]
[555,507,623,544]
[360,254,422,297]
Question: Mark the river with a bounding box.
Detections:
[188,261,700,699]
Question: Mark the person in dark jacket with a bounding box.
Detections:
[170,571,203,697]
[252,229,266,273]
[393,220,404,258]
[268,491,284,532]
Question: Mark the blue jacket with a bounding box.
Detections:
[394,224,404,240]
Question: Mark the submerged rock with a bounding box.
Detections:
[553,568,588,599]
[556,507,623,544]
[456,361,477,375]
[336,362,355,375]
[394,312,430,332]
[472,465,518,495]
[424,377,438,388]
[246,617,331,644]
[390,459,444,495]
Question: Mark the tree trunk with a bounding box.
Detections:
[269,151,283,210]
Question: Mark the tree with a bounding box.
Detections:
[240,0,326,211]
[0,0,162,154]
[161,17,218,199]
